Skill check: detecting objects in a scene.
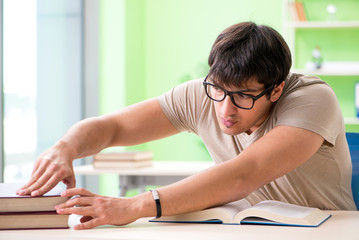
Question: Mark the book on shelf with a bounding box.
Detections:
[150,199,331,227]
[295,1,307,22]
[0,182,69,230]
[0,182,68,213]
[92,159,153,168]
[0,211,69,230]
[94,151,153,161]
[288,1,299,21]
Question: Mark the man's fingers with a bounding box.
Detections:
[61,188,95,198]
[56,196,93,210]
[74,218,103,230]
[56,205,95,217]
[63,176,76,189]
[17,167,48,196]
[80,216,93,223]
[17,176,36,195]
[17,157,56,195]
[30,175,64,196]
[17,163,48,194]
[23,166,56,196]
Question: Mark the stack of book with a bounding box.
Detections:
[92,151,154,168]
[0,182,69,230]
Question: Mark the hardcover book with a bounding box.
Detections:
[93,159,153,168]
[0,211,69,230]
[0,182,68,212]
[0,182,69,230]
[94,151,153,161]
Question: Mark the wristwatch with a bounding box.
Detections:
[150,189,162,218]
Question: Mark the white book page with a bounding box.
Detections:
[249,200,313,218]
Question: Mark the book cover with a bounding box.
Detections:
[0,211,69,230]
[150,199,331,227]
[0,182,68,213]
[93,159,153,168]
[288,1,299,21]
[295,1,307,21]
[94,151,154,161]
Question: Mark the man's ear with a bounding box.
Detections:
[270,81,285,102]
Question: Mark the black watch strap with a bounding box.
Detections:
[150,189,162,218]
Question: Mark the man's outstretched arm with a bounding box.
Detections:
[17,98,180,196]
[56,125,324,229]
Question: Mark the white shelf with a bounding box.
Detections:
[293,69,359,76]
[345,118,359,125]
[293,61,359,76]
[287,21,359,29]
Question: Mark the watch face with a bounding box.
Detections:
[151,189,160,200]
[150,190,162,218]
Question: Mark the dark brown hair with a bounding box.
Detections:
[208,22,292,89]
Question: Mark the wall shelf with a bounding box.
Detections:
[286,21,359,29]
[293,70,359,76]
[293,62,359,76]
[283,0,359,126]
[345,118,359,125]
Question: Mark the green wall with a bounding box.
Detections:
[97,0,359,195]
[294,0,359,125]
[143,0,283,162]
[98,0,126,196]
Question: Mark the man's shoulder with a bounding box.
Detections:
[282,73,334,100]
[285,73,328,89]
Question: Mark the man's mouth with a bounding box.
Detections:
[221,118,237,128]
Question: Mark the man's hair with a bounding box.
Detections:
[208,22,292,89]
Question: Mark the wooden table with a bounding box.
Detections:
[1,211,359,240]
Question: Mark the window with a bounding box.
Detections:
[2,0,83,183]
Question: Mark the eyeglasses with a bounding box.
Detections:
[203,75,275,110]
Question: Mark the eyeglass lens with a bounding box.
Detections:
[206,84,254,109]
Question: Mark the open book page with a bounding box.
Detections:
[153,198,252,223]
[233,200,331,226]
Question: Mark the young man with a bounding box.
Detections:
[18,22,357,230]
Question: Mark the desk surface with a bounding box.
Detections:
[74,161,214,176]
[1,211,359,240]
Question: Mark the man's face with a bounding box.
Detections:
[213,78,276,135]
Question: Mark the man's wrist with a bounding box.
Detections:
[150,189,162,218]
[54,139,78,161]
[134,191,159,218]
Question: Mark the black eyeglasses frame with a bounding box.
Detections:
[202,75,275,110]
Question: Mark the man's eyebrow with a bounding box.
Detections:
[238,88,261,93]
[222,85,262,93]
[210,78,262,92]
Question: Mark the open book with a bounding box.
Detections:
[150,199,331,227]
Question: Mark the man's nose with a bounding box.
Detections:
[220,96,237,117]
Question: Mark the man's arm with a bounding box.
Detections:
[156,125,324,214]
[18,98,180,196]
[56,125,324,229]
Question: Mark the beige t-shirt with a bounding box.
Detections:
[157,73,357,210]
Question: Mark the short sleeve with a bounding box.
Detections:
[157,79,207,134]
[274,81,343,146]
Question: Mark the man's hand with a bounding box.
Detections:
[17,141,76,196]
[55,188,147,230]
